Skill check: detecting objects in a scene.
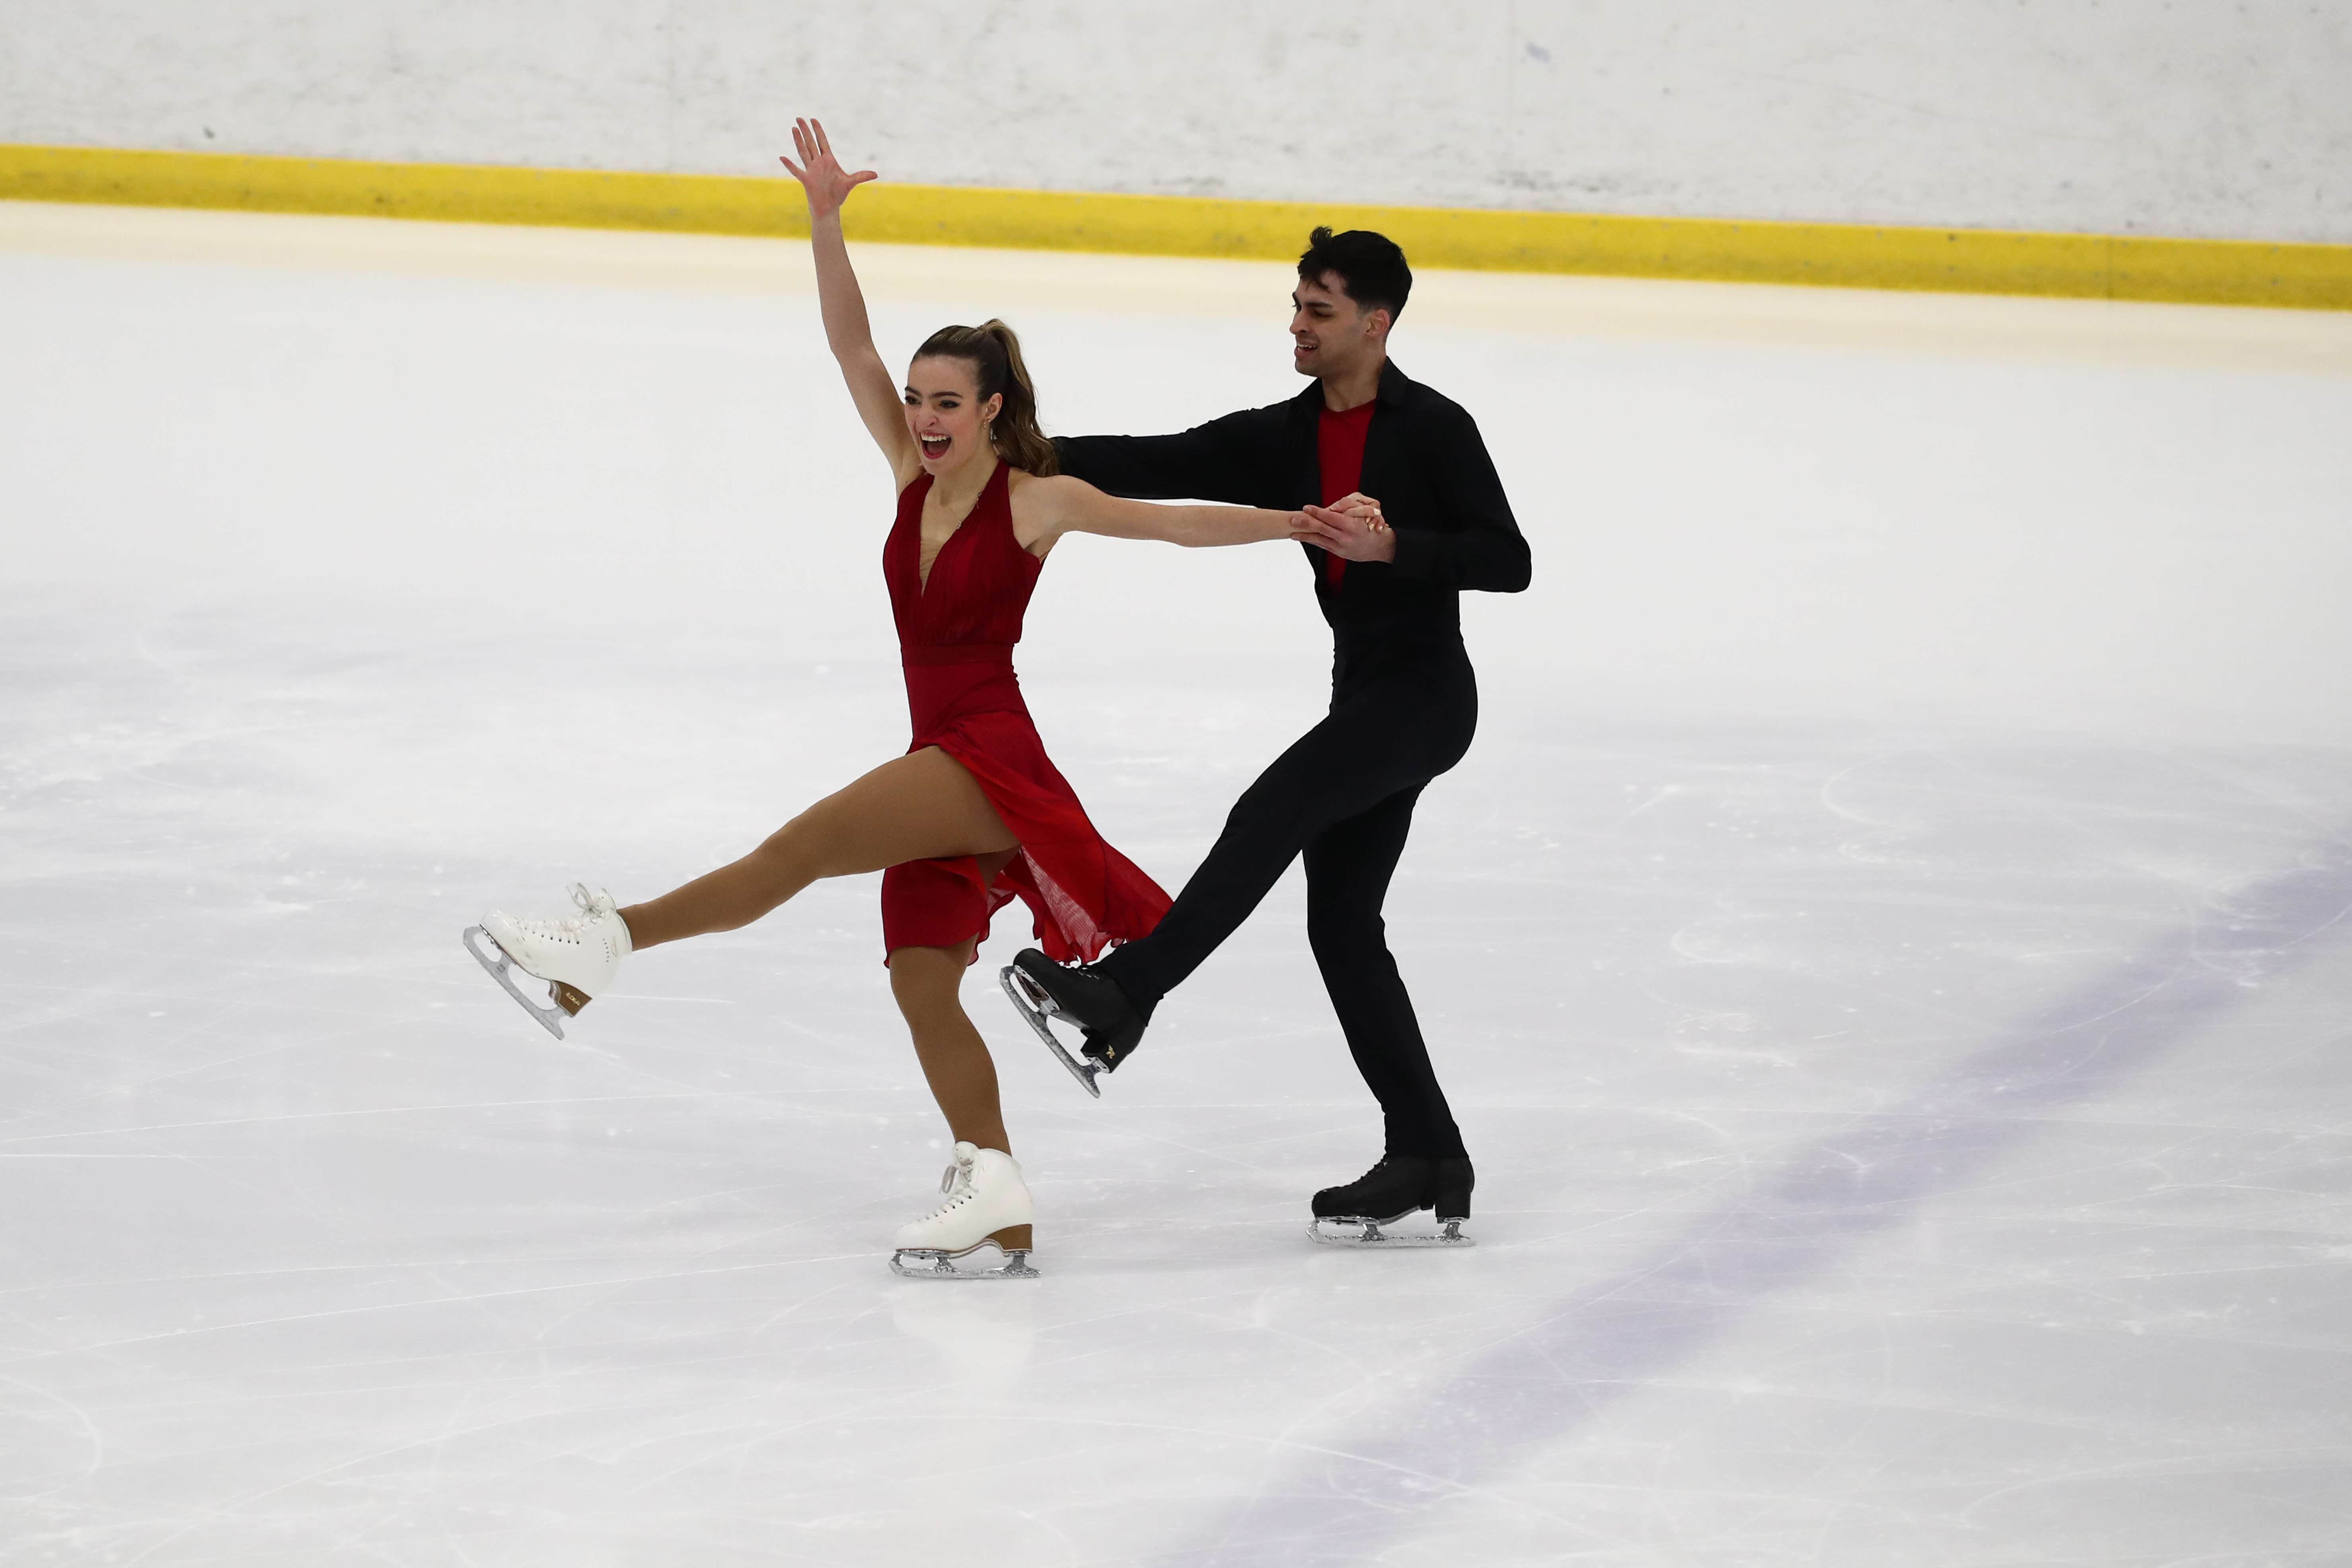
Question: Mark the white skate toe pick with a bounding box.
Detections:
[892,1142,1039,1280]
[463,882,631,1040]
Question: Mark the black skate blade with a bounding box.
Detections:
[891,1241,1041,1281]
[462,925,568,1041]
[1309,1215,1474,1248]
[999,965,1102,1099]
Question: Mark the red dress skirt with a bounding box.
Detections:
[879,461,1171,962]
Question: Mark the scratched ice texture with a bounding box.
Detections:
[2,204,2350,1566]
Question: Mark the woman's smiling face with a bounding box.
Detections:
[904,355,1003,473]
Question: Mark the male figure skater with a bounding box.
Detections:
[1005,227,1532,1241]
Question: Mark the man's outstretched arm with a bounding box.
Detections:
[1053,408,1281,506]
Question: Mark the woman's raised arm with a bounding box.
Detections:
[780,118,917,481]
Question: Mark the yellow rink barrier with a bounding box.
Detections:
[4,142,2347,311]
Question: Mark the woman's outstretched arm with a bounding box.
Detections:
[780,118,918,484]
[1011,473,1374,553]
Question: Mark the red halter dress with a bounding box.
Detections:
[880,460,1171,962]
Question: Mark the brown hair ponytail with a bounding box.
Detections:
[912,319,1059,475]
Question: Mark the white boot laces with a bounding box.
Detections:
[924,1149,978,1217]
[559,883,615,931]
[519,885,613,941]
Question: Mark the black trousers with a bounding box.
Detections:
[1098,639,1478,1158]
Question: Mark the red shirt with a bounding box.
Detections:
[1316,399,1376,591]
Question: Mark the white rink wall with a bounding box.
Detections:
[2,0,2348,243]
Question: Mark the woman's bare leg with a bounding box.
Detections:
[890,941,1011,1155]
[890,847,1019,1152]
[619,747,1016,951]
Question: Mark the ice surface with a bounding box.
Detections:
[2,203,2349,1565]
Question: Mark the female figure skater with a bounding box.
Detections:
[463,119,1338,1279]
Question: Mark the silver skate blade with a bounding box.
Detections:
[1308,1215,1474,1248]
[998,965,1101,1099]
[891,1245,1041,1281]
[462,925,567,1041]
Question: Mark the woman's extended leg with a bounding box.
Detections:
[619,746,1016,951]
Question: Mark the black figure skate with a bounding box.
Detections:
[1309,1155,1476,1247]
[999,949,1148,1099]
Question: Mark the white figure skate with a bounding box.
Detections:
[891,1142,1040,1280]
[463,883,631,1041]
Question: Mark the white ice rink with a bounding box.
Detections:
[4,201,2351,1566]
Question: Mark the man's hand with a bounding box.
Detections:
[1293,493,1395,563]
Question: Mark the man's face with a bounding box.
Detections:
[1290,270,1386,380]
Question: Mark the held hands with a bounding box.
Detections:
[1293,492,1395,563]
[779,117,876,220]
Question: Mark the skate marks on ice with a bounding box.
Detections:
[1148,837,2352,1568]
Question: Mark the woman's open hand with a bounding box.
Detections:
[779,117,877,221]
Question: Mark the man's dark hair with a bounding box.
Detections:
[1298,226,1412,322]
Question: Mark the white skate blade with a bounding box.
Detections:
[462,925,568,1041]
[998,965,1102,1099]
[1309,1215,1474,1248]
[891,1238,1041,1281]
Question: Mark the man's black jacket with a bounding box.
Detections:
[1054,360,1531,653]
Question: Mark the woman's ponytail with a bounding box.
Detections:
[978,319,1057,476]
[912,319,1059,475]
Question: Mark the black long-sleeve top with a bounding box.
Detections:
[1055,360,1531,663]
